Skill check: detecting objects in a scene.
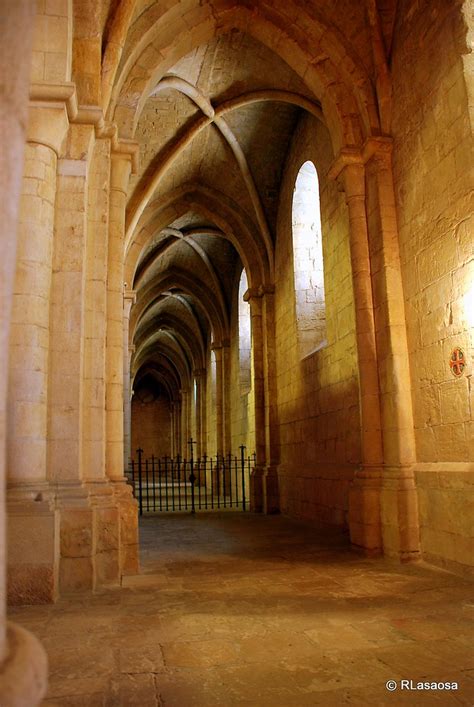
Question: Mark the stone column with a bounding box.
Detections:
[340,161,384,555]
[0,1,48,702]
[222,341,231,454]
[180,389,190,455]
[245,292,265,511]
[7,99,69,604]
[107,152,132,481]
[199,370,207,456]
[211,344,225,455]
[107,148,139,576]
[193,370,204,457]
[49,123,97,592]
[330,140,420,561]
[365,142,420,561]
[260,288,280,514]
[123,292,136,471]
[174,400,181,457]
[170,402,176,457]
[245,287,280,514]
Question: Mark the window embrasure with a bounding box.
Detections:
[292,160,327,358]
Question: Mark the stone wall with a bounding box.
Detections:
[392,0,474,576]
[274,113,360,526]
[131,391,172,459]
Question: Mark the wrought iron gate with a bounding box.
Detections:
[126,440,255,515]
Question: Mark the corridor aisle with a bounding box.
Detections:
[11,513,474,705]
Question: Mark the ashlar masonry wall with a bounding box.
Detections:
[131,390,172,459]
[392,0,474,576]
[274,113,360,526]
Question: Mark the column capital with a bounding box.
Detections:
[111,138,139,174]
[123,289,137,303]
[193,368,206,378]
[328,137,393,181]
[211,339,230,350]
[123,290,137,318]
[243,284,275,301]
[27,103,70,156]
[110,150,133,194]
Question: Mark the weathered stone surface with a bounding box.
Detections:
[11,513,474,705]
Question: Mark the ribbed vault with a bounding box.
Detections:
[97,0,393,455]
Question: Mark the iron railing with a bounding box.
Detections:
[126,440,255,515]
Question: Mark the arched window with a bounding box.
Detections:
[238,269,251,394]
[210,348,216,407]
[292,160,327,357]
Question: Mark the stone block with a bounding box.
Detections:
[95,550,120,587]
[8,565,55,605]
[60,509,93,558]
[95,507,119,552]
[60,556,93,592]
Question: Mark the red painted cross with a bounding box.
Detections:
[449,347,465,377]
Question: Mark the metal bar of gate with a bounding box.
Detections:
[203,454,208,509]
[177,454,182,511]
[151,455,156,512]
[184,459,188,510]
[137,448,143,516]
[171,457,175,511]
[164,456,169,511]
[145,459,149,512]
[210,456,214,509]
[240,445,246,511]
[227,453,233,507]
[130,460,135,499]
[223,454,227,508]
[157,458,162,511]
[234,455,238,508]
[198,458,201,510]
[189,440,196,514]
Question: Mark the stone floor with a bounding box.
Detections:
[10,511,474,706]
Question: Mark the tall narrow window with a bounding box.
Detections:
[292,160,326,357]
[238,269,251,394]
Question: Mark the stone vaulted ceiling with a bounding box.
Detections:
[93,0,396,399]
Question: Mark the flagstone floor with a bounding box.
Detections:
[10,511,474,706]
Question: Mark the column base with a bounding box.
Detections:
[110,479,139,577]
[57,482,94,593]
[263,466,280,515]
[349,467,383,556]
[7,484,59,605]
[7,478,140,602]
[250,466,263,512]
[381,466,421,562]
[87,481,120,588]
[0,622,48,706]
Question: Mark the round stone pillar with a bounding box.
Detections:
[340,161,384,555]
[106,152,132,481]
[123,291,136,471]
[0,1,48,703]
[211,344,224,454]
[8,104,69,486]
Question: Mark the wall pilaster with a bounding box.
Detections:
[123,292,136,470]
[211,344,224,455]
[245,286,279,514]
[330,139,420,560]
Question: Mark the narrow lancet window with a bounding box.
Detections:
[292,160,327,357]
